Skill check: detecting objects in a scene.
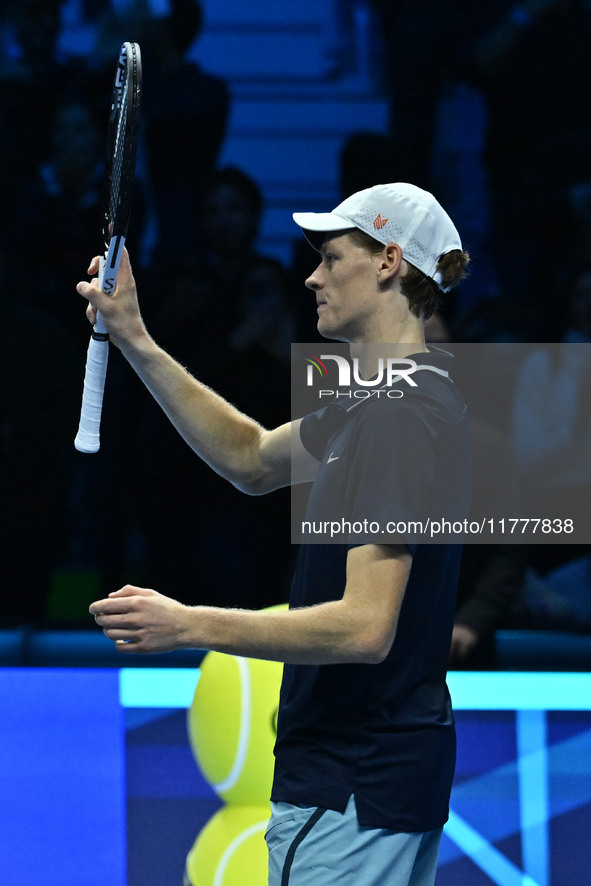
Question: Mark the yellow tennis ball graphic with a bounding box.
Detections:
[187,650,283,805]
[184,805,270,886]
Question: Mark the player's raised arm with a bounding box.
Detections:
[77,250,318,493]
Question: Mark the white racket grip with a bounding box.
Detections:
[74,315,109,453]
[74,254,110,453]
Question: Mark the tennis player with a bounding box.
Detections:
[83,182,471,886]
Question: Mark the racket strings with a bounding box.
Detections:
[107,75,129,233]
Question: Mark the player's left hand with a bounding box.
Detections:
[90,585,191,654]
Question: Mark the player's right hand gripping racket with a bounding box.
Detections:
[75,41,142,453]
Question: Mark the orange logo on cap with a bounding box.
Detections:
[373,213,388,230]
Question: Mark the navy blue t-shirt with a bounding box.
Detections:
[271,349,470,831]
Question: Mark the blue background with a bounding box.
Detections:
[1,668,590,885]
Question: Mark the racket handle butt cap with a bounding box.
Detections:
[74,432,101,454]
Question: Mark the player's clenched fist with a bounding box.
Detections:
[90,585,193,654]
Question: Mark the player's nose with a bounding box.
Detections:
[305,263,323,291]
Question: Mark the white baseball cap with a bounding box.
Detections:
[293,182,462,291]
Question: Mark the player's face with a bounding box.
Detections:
[305,233,382,342]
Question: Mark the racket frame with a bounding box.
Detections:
[75,41,141,454]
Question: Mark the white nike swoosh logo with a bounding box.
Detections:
[327,453,340,463]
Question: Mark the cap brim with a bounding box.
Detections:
[292,211,356,232]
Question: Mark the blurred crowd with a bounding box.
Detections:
[1,0,590,668]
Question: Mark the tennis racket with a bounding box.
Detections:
[74,41,142,453]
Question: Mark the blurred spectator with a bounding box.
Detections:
[354,4,504,322]
[512,341,591,520]
[144,165,270,336]
[141,0,230,270]
[511,333,591,585]
[429,79,500,316]
[451,390,528,671]
[451,296,535,346]
[372,1,591,331]
[518,554,591,632]
[473,0,591,336]
[339,131,397,199]
[0,0,65,212]
[370,0,451,188]
[453,376,528,669]
[198,165,264,289]
[452,546,527,668]
[0,0,63,81]
[452,394,528,669]
[9,96,113,355]
[228,257,296,366]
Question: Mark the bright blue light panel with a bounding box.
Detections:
[120,667,200,708]
[448,672,591,710]
[0,669,126,886]
[119,669,591,711]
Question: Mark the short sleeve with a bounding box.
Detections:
[300,402,349,461]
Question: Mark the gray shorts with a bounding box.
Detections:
[265,795,442,886]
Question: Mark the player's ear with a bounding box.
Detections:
[377,243,403,282]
